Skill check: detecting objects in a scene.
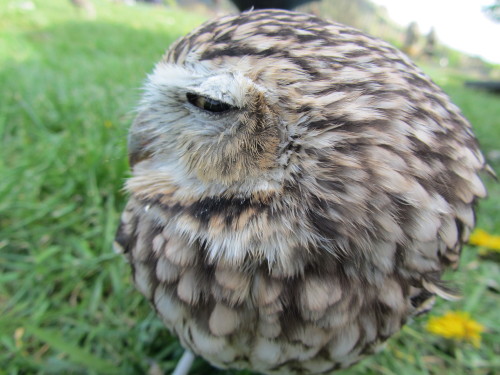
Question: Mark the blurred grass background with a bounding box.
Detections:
[0,0,499,374]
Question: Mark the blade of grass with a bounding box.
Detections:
[25,325,120,374]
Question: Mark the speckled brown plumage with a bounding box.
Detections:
[114,9,488,375]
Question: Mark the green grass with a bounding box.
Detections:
[0,1,499,374]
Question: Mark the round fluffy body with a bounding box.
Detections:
[115,9,487,375]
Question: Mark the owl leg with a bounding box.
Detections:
[172,350,195,375]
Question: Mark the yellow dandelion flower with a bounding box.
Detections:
[426,311,484,347]
[104,120,113,128]
[469,229,500,252]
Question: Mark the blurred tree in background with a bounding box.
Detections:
[484,0,500,21]
[403,21,419,57]
[423,28,437,59]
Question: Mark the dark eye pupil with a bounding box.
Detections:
[186,93,233,113]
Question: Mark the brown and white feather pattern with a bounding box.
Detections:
[114,9,487,374]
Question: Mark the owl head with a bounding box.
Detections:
[128,60,284,193]
[127,9,486,212]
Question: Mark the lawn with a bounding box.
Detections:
[0,1,499,374]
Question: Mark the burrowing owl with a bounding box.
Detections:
[114,9,488,375]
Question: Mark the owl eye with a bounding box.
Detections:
[186,93,234,113]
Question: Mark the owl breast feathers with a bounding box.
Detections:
[114,9,487,375]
